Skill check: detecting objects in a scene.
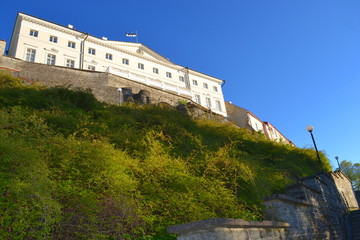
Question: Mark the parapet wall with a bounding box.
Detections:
[167,218,290,240]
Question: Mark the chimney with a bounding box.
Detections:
[0,40,6,55]
[102,37,108,40]
[68,24,73,29]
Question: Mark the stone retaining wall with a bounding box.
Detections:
[0,54,225,121]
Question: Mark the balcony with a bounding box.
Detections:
[107,66,192,97]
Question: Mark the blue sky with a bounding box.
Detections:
[1,0,360,168]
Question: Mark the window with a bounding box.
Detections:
[29,30,38,37]
[215,100,222,111]
[213,86,218,92]
[88,48,96,55]
[122,58,129,65]
[206,97,211,109]
[68,41,76,48]
[138,63,144,70]
[26,48,36,62]
[106,53,112,60]
[66,59,75,68]
[179,76,185,82]
[192,80,198,86]
[195,94,201,104]
[46,54,56,65]
[49,36,58,43]
[88,65,95,71]
[166,72,172,78]
[203,83,208,89]
[153,68,159,74]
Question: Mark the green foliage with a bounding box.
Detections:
[0,72,332,239]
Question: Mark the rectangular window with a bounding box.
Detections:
[46,54,56,65]
[29,30,38,37]
[88,65,95,71]
[192,80,198,86]
[166,72,172,78]
[68,41,76,48]
[179,76,185,82]
[153,68,159,74]
[106,53,113,60]
[88,48,96,55]
[203,83,208,89]
[49,36,58,43]
[206,97,211,109]
[138,63,144,70]
[215,100,222,111]
[26,48,36,62]
[66,59,75,68]
[122,58,129,65]
[195,94,201,104]
[213,86,218,92]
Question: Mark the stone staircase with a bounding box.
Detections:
[350,210,360,240]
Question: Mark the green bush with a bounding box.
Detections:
[0,72,331,239]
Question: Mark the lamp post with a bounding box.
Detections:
[118,88,123,105]
[306,125,321,162]
[335,156,341,171]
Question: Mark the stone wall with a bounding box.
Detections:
[264,171,358,240]
[0,54,225,121]
[356,191,360,206]
[167,218,290,240]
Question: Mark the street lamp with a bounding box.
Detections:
[306,125,321,162]
[118,88,123,105]
[335,156,341,171]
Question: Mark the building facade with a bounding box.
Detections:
[263,121,293,144]
[225,101,294,145]
[8,12,227,116]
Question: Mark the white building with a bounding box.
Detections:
[263,122,294,145]
[225,101,294,146]
[8,12,227,116]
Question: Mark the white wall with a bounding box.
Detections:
[248,114,264,132]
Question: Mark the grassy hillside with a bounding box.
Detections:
[0,71,331,239]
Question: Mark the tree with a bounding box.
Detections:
[339,160,360,190]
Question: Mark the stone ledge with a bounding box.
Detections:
[264,194,310,206]
[286,182,321,194]
[167,218,290,234]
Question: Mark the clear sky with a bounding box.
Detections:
[1,0,360,168]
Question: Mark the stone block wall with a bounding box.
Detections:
[167,218,290,240]
[264,171,358,240]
